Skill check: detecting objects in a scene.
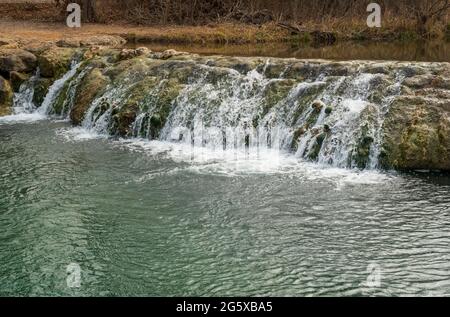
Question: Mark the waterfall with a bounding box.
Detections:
[11,69,40,114]
[9,54,426,170]
[70,58,409,170]
[3,61,82,122]
[38,61,82,115]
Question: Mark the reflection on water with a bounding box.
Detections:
[128,40,450,62]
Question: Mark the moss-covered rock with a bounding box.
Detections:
[37,47,77,78]
[150,79,184,136]
[51,76,74,116]
[381,96,450,171]
[353,134,375,169]
[308,133,326,161]
[70,68,109,124]
[10,71,30,92]
[0,75,13,116]
[111,102,139,137]
[32,78,53,107]
[262,79,296,116]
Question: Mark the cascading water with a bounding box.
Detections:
[3,61,82,123]
[38,61,82,115]
[12,69,40,115]
[63,58,409,170]
[9,54,425,170]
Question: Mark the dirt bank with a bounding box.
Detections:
[0,20,290,46]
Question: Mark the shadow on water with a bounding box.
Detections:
[128,40,450,62]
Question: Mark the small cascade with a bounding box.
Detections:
[11,53,431,170]
[72,58,408,169]
[38,61,82,115]
[12,69,40,114]
[61,66,92,119]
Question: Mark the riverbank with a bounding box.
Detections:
[2,20,450,65]
[1,0,450,43]
[1,19,449,49]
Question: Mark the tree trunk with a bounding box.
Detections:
[79,0,96,22]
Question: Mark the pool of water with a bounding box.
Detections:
[1,119,450,296]
[128,40,450,62]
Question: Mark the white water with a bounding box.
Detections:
[38,61,82,115]
[0,61,82,125]
[5,58,408,171]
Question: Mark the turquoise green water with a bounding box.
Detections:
[1,120,450,296]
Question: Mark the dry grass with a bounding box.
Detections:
[122,23,289,45]
[0,20,289,45]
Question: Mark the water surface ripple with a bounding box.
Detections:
[1,121,449,296]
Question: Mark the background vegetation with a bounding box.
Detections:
[0,1,448,41]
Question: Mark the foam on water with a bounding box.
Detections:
[4,57,410,173]
[0,112,46,124]
[1,61,82,124]
[55,126,108,141]
[112,137,393,185]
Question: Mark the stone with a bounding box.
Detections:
[0,76,13,116]
[403,74,434,89]
[381,96,450,171]
[153,49,189,60]
[32,78,53,107]
[0,49,37,75]
[79,35,126,48]
[119,47,151,61]
[312,100,325,112]
[56,38,81,48]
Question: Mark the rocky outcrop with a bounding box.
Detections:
[380,96,450,171]
[0,75,13,116]
[60,54,450,171]
[32,78,53,107]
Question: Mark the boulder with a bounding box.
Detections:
[0,49,37,76]
[312,100,325,112]
[37,47,77,78]
[119,47,150,61]
[0,38,15,47]
[381,96,450,171]
[0,76,13,116]
[152,49,189,60]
